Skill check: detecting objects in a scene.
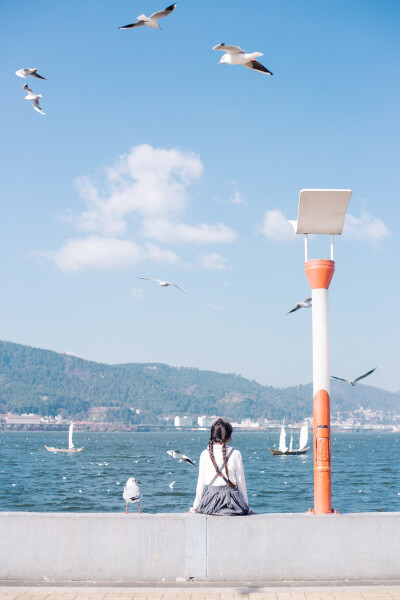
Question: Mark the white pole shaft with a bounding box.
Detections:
[311,288,330,396]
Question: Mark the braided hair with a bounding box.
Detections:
[208,418,235,488]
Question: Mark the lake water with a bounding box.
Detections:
[0,430,399,514]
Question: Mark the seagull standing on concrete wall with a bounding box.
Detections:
[123,477,142,513]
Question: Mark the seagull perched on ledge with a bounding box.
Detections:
[287,298,312,314]
[331,368,377,386]
[212,43,273,75]
[119,3,176,30]
[123,477,142,513]
[138,277,189,294]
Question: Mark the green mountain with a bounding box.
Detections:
[0,340,399,423]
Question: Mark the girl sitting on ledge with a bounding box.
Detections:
[189,418,252,515]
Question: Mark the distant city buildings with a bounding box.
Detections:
[197,415,219,427]
[174,415,194,427]
[1,406,399,432]
[4,414,41,425]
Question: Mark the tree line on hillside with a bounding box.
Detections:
[0,340,399,422]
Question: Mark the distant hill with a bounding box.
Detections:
[0,340,399,423]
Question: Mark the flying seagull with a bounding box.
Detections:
[22,84,46,115]
[123,477,142,513]
[167,450,195,466]
[22,83,37,100]
[331,368,377,386]
[16,68,46,80]
[138,277,189,294]
[119,3,176,30]
[287,298,312,314]
[212,43,273,75]
[169,481,175,490]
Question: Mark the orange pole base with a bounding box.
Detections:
[313,389,333,513]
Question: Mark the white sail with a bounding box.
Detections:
[278,424,288,453]
[68,423,75,449]
[299,424,308,450]
[289,426,293,452]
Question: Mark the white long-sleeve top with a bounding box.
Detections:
[191,444,248,511]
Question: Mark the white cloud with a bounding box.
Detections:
[45,144,237,272]
[226,179,246,205]
[142,219,236,244]
[229,190,246,205]
[71,144,204,236]
[198,252,228,271]
[131,287,146,300]
[43,236,179,272]
[259,210,296,242]
[344,211,391,248]
[204,302,222,310]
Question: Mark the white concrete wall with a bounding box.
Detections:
[1,512,399,582]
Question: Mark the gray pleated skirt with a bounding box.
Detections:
[196,484,250,516]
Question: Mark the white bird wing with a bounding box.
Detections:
[287,304,301,314]
[243,60,273,75]
[119,20,146,29]
[123,481,141,502]
[150,3,177,21]
[353,368,377,384]
[213,43,245,54]
[32,100,45,115]
[22,83,35,95]
[331,376,349,383]
[31,69,46,80]
[178,453,195,466]
[171,283,189,294]
[138,276,162,283]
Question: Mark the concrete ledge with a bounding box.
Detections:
[1,512,399,582]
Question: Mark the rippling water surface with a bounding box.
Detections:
[0,430,399,513]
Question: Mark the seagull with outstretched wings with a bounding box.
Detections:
[119,3,176,30]
[213,43,273,75]
[167,450,195,466]
[287,298,312,314]
[331,368,377,386]
[138,277,189,294]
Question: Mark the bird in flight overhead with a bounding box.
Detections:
[212,43,273,75]
[331,368,377,386]
[119,3,177,30]
[138,277,189,294]
[16,68,46,80]
[287,298,312,314]
[22,84,46,115]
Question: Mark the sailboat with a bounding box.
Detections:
[269,421,309,455]
[45,423,84,453]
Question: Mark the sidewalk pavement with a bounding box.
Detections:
[1,583,400,600]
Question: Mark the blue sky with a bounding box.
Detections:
[1,0,399,393]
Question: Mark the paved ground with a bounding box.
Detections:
[1,584,400,600]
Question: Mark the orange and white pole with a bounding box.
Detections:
[304,259,335,514]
